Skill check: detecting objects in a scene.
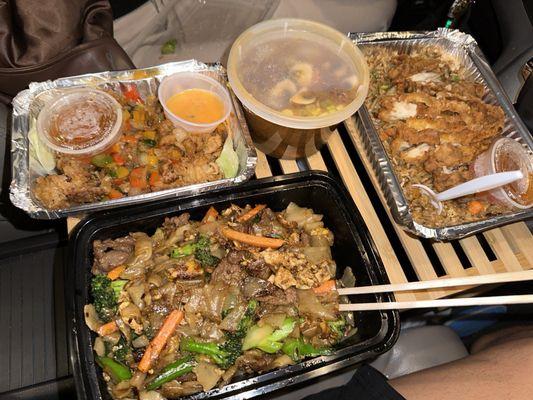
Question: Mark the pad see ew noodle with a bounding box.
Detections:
[85,203,354,399]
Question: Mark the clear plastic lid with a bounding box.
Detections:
[227,18,369,129]
[37,88,122,156]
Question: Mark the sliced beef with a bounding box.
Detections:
[245,258,272,280]
[162,213,190,233]
[210,258,246,287]
[92,236,135,273]
[256,286,297,306]
[237,349,275,373]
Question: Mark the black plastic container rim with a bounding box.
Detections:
[67,171,400,400]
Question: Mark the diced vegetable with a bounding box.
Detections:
[215,135,239,178]
[112,153,125,165]
[96,356,132,382]
[133,109,146,125]
[107,265,125,281]
[221,228,285,249]
[143,130,157,140]
[130,167,148,189]
[123,85,142,103]
[149,171,160,186]
[116,166,130,179]
[109,189,124,200]
[313,279,336,294]
[138,310,184,373]
[91,154,113,168]
[145,356,195,390]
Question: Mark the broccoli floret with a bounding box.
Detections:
[328,317,347,340]
[113,336,131,364]
[181,300,257,368]
[91,275,127,322]
[170,235,220,268]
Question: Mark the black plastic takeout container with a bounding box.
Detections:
[68,171,400,400]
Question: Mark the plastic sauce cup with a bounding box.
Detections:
[473,137,533,209]
[158,72,232,133]
[37,88,122,156]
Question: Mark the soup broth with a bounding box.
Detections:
[237,36,360,117]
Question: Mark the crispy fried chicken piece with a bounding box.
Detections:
[397,126,440,145]
[34,156,105,209]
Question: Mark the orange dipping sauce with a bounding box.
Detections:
[166,89,224,124]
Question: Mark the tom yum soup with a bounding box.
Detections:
[236,37,361,117]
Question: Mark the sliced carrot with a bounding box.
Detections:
[97,321,118,336]
[149,171,160,186]
[109,189,124,200]
[237,204,266,222]
[313,279,336,294]
[467,200,485,215]
[202,206,219,223]
[107,265,125,281]
[221,227,284,249]
[112,153,125,165]
[138,310,184,373]
[122,135,138,144]
[130,167,147,189]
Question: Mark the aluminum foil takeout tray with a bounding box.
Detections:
[346,29,533,241]
[10,60,257,219]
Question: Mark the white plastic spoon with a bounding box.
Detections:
[412,170,524,214]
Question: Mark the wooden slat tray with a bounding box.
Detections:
[67,120,533,302]
[254,120,532,302]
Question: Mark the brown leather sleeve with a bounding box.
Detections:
[0,0,134,102]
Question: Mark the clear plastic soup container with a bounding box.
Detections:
[37,88,122,156]
[158,72,232,133]
[227,18,369,159]
[473,137,533,209]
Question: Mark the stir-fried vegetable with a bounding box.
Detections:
[182,300,258,368]
[328,317,347,340]
[138,310,184,373]
[221,228,285,249]
[87,204,350,399]
[237,204,266,222]
[96,356,132,382]
[97,321,119,336]
[171,235,220,267]
[243,317,296,353]
[281,338,332,361]
[91,275,128,322]
[146,356,195,390]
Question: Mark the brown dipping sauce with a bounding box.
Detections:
[48,98,117,149]
[496,151,533,206]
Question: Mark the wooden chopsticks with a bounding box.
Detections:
[338,270,533,311]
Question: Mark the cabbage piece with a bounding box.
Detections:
[216,135,239,178]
